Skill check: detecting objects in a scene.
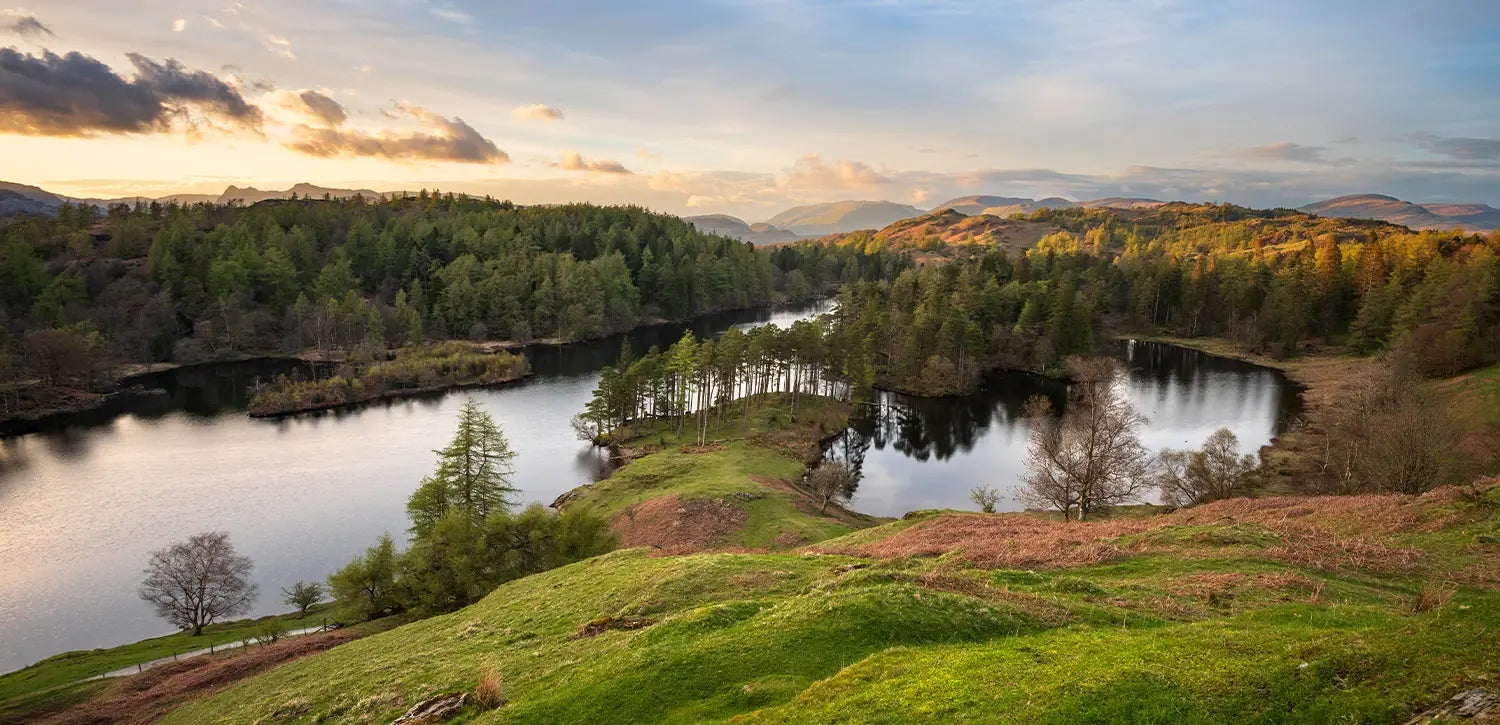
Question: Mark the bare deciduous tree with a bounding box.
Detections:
[139,531,258,635]
[1323,359,1467,494]
[1020,357,1153,521]
[806,461,858,512]
[1159,428,1259,507]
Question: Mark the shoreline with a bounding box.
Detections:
[1121,334,1377,487]
[1,297,833,436]
[246,369,533,418]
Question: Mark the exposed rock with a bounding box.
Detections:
[390,692,471,724]
[732,491,763,501]
[1403,689,1499,724]
[571,616,655,639]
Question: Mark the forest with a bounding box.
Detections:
[805,203,1500,393]
[0,193,907,420]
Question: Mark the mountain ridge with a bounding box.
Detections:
[767,200,925,236]
[1298,193,1500,231]
[682,214,801,246]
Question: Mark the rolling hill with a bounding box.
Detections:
[766,200,924,236]
[814,209,1069,256]
[683,214,801,246]
[1299,194,1500,232]
[929,195,1166,219]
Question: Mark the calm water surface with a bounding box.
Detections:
[829,340,1302,516]
[0,302,825,672]
[0,315,1297,673]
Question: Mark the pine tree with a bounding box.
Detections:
[406,399,518,538]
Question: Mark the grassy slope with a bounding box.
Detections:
[0,604,333,711]
[563,394,882,549]
[163,485,1500,724]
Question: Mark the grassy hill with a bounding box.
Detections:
[155,479,1499,723]
[813,210,1069,257]
[557,394,881,551]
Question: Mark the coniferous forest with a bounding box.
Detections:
[0,193,906,419]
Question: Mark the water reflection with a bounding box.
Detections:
[825,340,1300,517]
[0,300,830,673]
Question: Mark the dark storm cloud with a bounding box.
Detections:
[288,103,508,164]
[4,15,52,37]
[0,48,261,136]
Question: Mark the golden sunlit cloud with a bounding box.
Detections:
[548,151,630,174]
[288,102,508,164]
[513,104,563,122]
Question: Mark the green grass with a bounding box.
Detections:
[1435,361,1500,425]
[564,394,882,549]
[159,539,1500,725]
[0,604,334,710]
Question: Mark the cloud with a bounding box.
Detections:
[263,34,295,61]
[288,102,508,164]
[1413,134,1500,161]
[172,18,186,33]
[783,153,889,190]
[294,89,346,125]
[636,146,660,162]
[1234,142,1336,164]
[513,104,563,122]
[549,151,631,174]
[0,48,262,136]
[431,6,473,23]
[4,13,51,37]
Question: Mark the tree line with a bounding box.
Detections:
[0,194,907,417]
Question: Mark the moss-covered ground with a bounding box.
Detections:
[159,482,1500,724]
[559,393,883,550]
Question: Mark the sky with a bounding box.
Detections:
[2,0,1499,220]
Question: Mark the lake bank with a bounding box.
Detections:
[556,393,884,552]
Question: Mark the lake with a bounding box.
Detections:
[830,340,1302,516]
[0,307,1298,673]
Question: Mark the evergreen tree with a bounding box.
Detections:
[406,399,519,538]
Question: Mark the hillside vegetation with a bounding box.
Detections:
[560,393,881,551]
[161,482,1500,724]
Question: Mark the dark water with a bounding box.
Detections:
[826,340,1302,516]
[0,321,1297,673]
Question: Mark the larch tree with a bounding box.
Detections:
[1019,357,1154,521]
[407,399,519,538]
[138,531,258,636]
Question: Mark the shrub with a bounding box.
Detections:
[476,666,506,709]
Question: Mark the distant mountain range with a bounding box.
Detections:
[1298,194,1500,232]
[930,195,1165,217]
[766,200,925,236]
[682,214,801,246]
[6,180,1495,236]
[0,181,388,216]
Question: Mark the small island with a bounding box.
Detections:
[247,342,529,417]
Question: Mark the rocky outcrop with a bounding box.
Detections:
[1403,689,1498,724]
[390,692,471,724]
